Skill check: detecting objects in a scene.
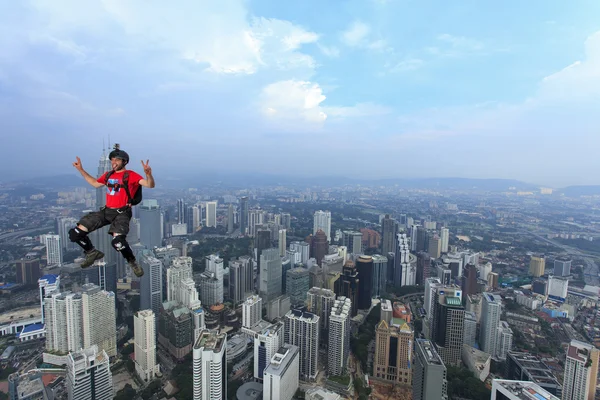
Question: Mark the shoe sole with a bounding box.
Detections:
[81,251,105,268]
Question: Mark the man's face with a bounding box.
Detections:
[111,157,125,171]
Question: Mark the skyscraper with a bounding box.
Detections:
[440,228,450,254]
[38,274,60,324]
[554,259,572,276]
[286,268,310,308]
[334,261,360,317]
[562,340,599,400]
[81,284,117,358]
[529,256,546,278]
[374,318,414,384]
[89,146,114,266]
[481,293,501,357]
[139,200,163,249]
[134,310,159,382]
[431,287,465,366]
[240,196,249,236]
[45,234,62,266]
[355,255,374,310]
[254,321,284,380]
[45,291,83,353]
[313,210,331,241]
[205,201,217,228]
[227,204,234,234]
[139,251,163,333]
[263,344,300,400]
[413,339,448,400]
[66,345,112,400]
[193,330,227,400]
[381,215,398,255]
[284,310,320,381]
[371,254,388,297]
[328,297,351,376]
[259,248,282,302]
[278,229,287,257]
[310,229,328,266]
[307,287,336,348]
[242,295,262,329]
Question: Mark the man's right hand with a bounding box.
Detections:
[73,156,83,171]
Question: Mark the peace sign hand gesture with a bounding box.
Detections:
[73,156,83,171]
[141,159,152,176]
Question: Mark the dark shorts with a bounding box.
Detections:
[78,207,132,235]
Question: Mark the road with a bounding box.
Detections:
[0,226,53,243]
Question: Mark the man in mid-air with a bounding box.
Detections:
[69,144,155,277]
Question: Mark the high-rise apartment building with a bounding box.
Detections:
[254,321,284,380]
[481,292,502,357]
[242,295,262,330]
[45,235,62,266]
[562,340,599,400]
[328,297,351,376]
[381,215,398,255]
[529,256,546,278]
[134,310,159,382]
[306,287,336,347]
[205,201,217,228]
[139,251,163,333]
[313,210,332,241]
[193,330,227,400]
[81,284,117,357]
[284,310,320,380]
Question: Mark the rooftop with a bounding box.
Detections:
[416,339,443,365]
[236,382,263,400]
[493,379,560,400]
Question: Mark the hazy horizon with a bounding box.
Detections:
[1,1,599,187]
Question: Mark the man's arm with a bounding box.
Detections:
[73,157,104,188]
[139,160,155,188]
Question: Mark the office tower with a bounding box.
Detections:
[66,345,112,400]
[395,233,415,287]
[310,229,328,265]
[191,205,201,232]
[239,196,249,235]
[313,210,332,241]
[176,199,186,224]
[506,352,563,397]
[134,310,159,382]
[371,254,387,297]
[254,321,285,380]
[88,146,114,266]
[413,339,448,400]
[562,340,599,400]
[263,344,300,400]
[243,295,262,329]
[205,201,217,228]
[492,380,560,400]
[45,291,83,353]
[428,235,441,259]
[381,215,398,255]
[45,234,62,266]
[248,210,265,237]
[416,252,431,286]
[199,272,223,307]
[343,231,362,254]
[139,251,163,333]
[496,321,513,361]
[193,330,227,400]
[374,318,414,384]
[284,310,320,380]
[481,293,501,357]
[56,216,79,251]
[81,284,117,357]
[334,261,360,317]
[463,311,477,348]
[167,257,200,309]
[440,228,449,254]
[328,297,351,376]
[227,204,234,234]
[259,248,282,302]
[554,259,571,277]
[229,256,252,305]
[139,199,163,248]
[286,268,310,307]
[290,242,310,264]
[306,287,336,348]
[355,255,374,310]
[185,205,194,234]
[15,258,41,285]
[488,272,499,289]
[8,370,48,400]
[462,264,478,297]
[278,229,287,257]
[424,278,441,324]
[529,256,545,278]
[431,287,465,366]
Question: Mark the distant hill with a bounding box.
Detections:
[560,186,600,197]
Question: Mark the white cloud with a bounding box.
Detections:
[341,21,371,47]
[324,103,392,118]
[319,44,340,58]
[437,33,484,51]
[27,0,319,75]
[387,58,423,73]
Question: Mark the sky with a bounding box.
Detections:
[0,0,599,187]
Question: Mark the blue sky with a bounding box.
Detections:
[0,0,599,187]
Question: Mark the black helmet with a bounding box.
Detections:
[109,144,129,164]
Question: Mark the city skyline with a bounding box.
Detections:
[0,1,599,186]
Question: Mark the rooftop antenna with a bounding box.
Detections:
[108,134,111,150]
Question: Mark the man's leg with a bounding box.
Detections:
[69,211,107,267]
[110,210,144,277]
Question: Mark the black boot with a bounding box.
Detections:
[128,259,144,277]
[81,249,105,268]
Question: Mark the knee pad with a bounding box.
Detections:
[68,227,87,243]
[111,235,129,252]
